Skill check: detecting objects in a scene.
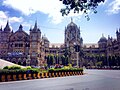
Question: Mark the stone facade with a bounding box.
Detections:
[0,20,120,67]
[0,21,43,66]
[64,18,83,65]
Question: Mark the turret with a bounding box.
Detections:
[4,20,11,32]
[0,26,2,31]
[18,24,23,31]
[33,20,37,31]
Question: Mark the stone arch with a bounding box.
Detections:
[12,58,17,64]
[18,62,22,65]
[12,61,16,64]
[7,58,10,61]
[23,61,26,66]
[18,58,21,62]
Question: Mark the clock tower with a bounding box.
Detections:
[29,21,42,66]
[64,18,83,66]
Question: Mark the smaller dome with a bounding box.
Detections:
[42,35,49,42]
[99,34,107,42]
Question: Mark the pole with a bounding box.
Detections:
[77,52,79,68]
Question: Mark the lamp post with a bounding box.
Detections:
[74,43,80,68]
[27,55,30,66]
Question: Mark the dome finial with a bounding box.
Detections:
[19,24,23,31]
[102,33,104,37]
[44,34,46,36]
[71,17,73,22]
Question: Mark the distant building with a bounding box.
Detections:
[107,29,120,56]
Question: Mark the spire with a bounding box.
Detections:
[6,20,9,26]
[11,30,13,33]
[33,20,37,30]
[102,33,104,37]
[0,26,2,31]
[18,24,23,31]
[71,17,73,22]
[4,20,11,32]
[116,28,118,34]
[29,26,32,31]
[108,35,110,39]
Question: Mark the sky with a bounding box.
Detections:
[0,0,120,44]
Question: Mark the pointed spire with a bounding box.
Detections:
[116,28,118,34]
[102,33,104,37]
[108,35,110,39]
[71,17,73,22]
[6,20,9,26]
[4,20,11,32]
[18,24,23,31]
[29,25,32,31]
[33,20,37,30]
[0,26,2,31]
[11,30,13,33]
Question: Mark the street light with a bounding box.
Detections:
[74,43,80,68]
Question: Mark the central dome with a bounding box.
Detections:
[67,18,77,28]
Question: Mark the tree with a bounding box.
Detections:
[47,54,54,67]
[60,0,105,20]
[118,56,120,66]
[61,55,66,65]
[108,56,112,67]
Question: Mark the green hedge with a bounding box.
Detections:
[3,65,21,70]
[48,68,83,73]
[0,66,39,74]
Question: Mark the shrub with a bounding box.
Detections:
[31,68,39,73]
[3,66,9,69]
[9,65,21,70]
[26,66,32,69]
[3,65,21,70]
[48,68,83,73]
[63,66,70,69]
[0,66,40,75]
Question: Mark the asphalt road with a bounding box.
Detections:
[0,70,120,90]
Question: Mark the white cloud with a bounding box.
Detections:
[0,11,9,27]
[0,11,24,28]
[3,0,84,24]
[0,11,8,19]
[9,17,23,23]
[22,22,31,27]
[107,0,120,14]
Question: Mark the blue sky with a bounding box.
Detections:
[0,0,120,44]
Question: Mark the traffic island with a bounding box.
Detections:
[0,66,84,82]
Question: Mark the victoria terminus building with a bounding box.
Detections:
[0,19,120,67]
